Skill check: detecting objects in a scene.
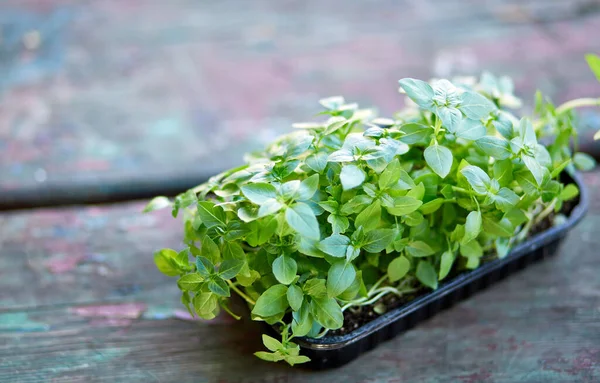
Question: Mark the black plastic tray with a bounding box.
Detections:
[294,171,589,369]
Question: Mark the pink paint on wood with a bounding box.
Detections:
[70,303,147,319]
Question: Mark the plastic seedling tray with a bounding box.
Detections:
[292,171,588,369]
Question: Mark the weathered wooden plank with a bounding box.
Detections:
[1,0,599,207]
[1,172,600,381]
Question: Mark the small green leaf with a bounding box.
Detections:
[297,174,320,200]
[462,211,482,245]
[475,136,512,160]
[254,351,285,362]
[310,297,343,329]
[585,53,600,82]
[177,273,204,291]
[398,123,433,144]
[154,249,181,277]
[340,165,366,190]
[246,217,278,247]
[292,301,313,337]
[218,259,245,280]
[303,278,327,299]
[272,254,298,285]
[241,183,277,204]
[459,91,496,120]
[319,235,351,258]
[193,292,218,319]
[208,277,230,297]
[456,119,486,141]
[398,78,435,109]
[483,216,514,237]
[573,152,596,171]
[262,334,283,352]
[461,165,491,195]
[200,236,220,263]
[386,196,423,216]
[287,285,304,311]
[222,241,245,261]
[284,355,311,366]
[493,159,513,187]
[327,261,356,297]
[388,256,410,282]
[252,284,289,317]
[361,229,395,253]
[522,154,546,186]
[424,145,453,178]
[439,251,454,280]
[306,152,329,173]
[460,240,483,258]
[419,198,444,214]
[143,196,171,212]
[286,203,320,240]
[354,200,381,232]
[197,201,227,228]
[492,188,520,212]
[195,256,215,278]
[406,241,435,257]
[560,184,579,201]
[416,261,438,289]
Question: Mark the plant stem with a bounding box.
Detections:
[227,281,256,306]
[534,97,600,130]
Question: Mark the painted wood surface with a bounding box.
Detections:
[1,0,600,208]
[1,171,599,382]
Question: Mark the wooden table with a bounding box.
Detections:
[1,171,599,382]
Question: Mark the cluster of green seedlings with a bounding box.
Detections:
[145,55,600,365]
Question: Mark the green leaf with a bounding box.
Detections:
[416,261,438,289]
[460,240,483,258]
[310,297,343,329]
[436,106,462,133]
[340,165,366,190]
[287,285,304,311]
[398,78,435,109]
[398,123,433,144]
[246,217,278,247]
[252,284,289,317]
[262,334,283,352]
[303,278,327,299]
[459,91,496,120]
[515,170,539,195]
[362,229,395,253]
[386,196,423,216]
[406,241,435,257]
[354,200,381,232]
[493,159,513,187]
[475,136,512,160]
[585,53,600,82]
[218,259,245,280]
[327,261,356,297]
[328,214,350,235]
[200,236,220,263]
[306,152,329,173]
[319,235,351,258]
[462,211,482,245]
[143,196,171,212]
[193,292,218,319]
[483,216,514,237]
[154,249,181,277]
[456,119,486,141]
[297,174,320,200]
[285,203,320,240]
[197,201,227,228]
[379,159,402,190]
[241,183,277,205]
[439,251,454,280]
[573,152,596,171]
[177,273,204,291]
[419,198,444,214]
[254,351,285,362]
[285,355,311,366]
[222,241,245,261]
[522,154,545,186]
[196,256,215,278]
[560,184,579,201]
[292,301,313,337]
[461,165,491,195]
[424,145,453,178]
[388,256,410,282]
[272,254,298,285]
[208,277,230,297]
[492,188,520,212]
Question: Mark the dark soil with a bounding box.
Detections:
[328,196,578,337]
